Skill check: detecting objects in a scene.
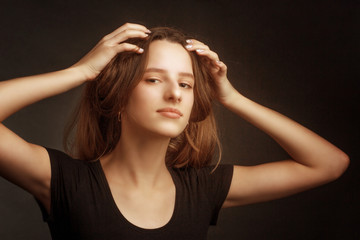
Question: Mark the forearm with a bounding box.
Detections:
[224,91,349,176]
[0,67,88,121]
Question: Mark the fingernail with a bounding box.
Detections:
[216,60,222,64]
[138,48,144,53]
[185,44,192,49]
[196,49,204,53]
[146,29,151,33]
[186,39,192,43]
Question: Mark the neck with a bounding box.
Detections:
[100,127,171,189]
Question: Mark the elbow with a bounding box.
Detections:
[327,151,350,181]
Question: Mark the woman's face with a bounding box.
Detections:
[122,40,194,138]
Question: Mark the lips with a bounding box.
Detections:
[156,108,183,119]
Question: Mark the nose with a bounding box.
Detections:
[164,81,182,103]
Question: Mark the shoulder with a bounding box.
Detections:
[171,164,233,178]
[171,164,234,219]
[45,147,96,184]
[170,164,234,190]
[45,148,101,200]
[46,148,90,168]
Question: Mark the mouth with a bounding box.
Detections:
[156,108,183,119]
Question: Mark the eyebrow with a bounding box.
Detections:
[145,68,194,79]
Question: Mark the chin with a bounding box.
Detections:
[150,124,187,138]
[123,114,188,138]
[155,128,185,138]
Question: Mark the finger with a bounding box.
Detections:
[190,47,227,73]
[104,23,150,40]
[116,43,144,54]
[185,42,210,51]
[109,29,149,45]
[108,23,150,38]
[186,39,206,46]
[213,60,227,73]
[185,39,226,70]
[191,48,220,62]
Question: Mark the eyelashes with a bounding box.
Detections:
[179,82,192,89]
[145,78,193,89]
[146,78,160,83]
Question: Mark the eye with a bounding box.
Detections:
[146,78,160,83]
[179,82,192,89]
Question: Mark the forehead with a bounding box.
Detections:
[146,40,193,74]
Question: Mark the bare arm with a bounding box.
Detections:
[221,93,349,206]
[186,39,349,207]
[0,68,91,210]
[0,23,150,211]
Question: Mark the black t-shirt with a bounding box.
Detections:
[36,148,234,240]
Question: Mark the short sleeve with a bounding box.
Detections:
[197,164,234,225]
[36,148,85,223]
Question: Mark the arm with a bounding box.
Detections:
[0,68,91,210]
[186,39,349,207]
[221,93,349,207]
[0,23,150,211]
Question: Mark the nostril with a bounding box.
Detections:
[166,89,182,103]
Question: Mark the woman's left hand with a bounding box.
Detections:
[185,39,237,105]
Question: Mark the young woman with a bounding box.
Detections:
[0,23,349,239]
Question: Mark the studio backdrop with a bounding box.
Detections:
[0,1,358,239]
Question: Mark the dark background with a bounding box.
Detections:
[0,0,358,239]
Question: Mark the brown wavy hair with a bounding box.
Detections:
[64,27,222,168]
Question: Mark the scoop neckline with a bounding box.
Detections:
[95,160,179,234]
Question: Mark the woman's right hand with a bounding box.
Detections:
[72,23,150,81]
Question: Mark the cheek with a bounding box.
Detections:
[184,94,195,117]
[126,87,157,114]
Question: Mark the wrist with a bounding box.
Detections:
[68,64,98,82]
[218,86,240,107]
